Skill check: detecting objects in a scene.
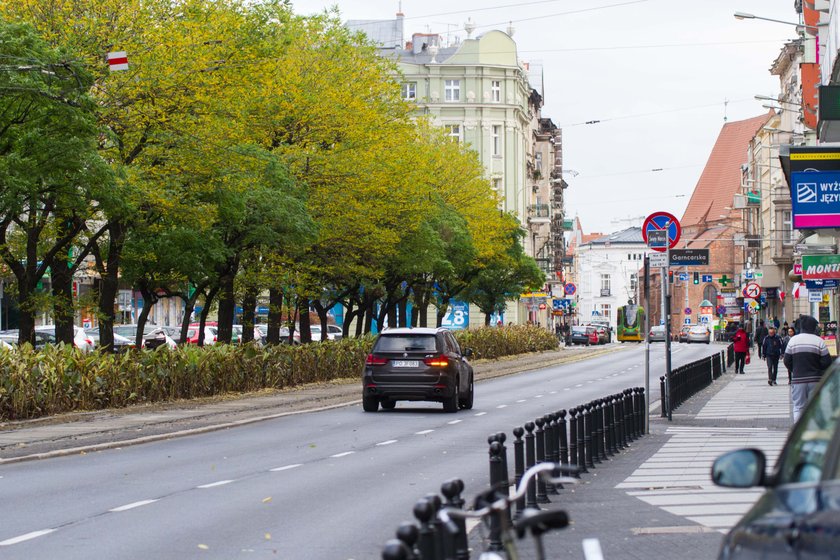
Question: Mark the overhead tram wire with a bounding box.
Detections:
[560,98,755,127]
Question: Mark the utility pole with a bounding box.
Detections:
[643,255,650,434]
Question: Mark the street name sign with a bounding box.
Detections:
[805,279,840,290]
[669,248,709,266]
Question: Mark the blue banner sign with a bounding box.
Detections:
[441,300,469,330]
[805,279,839,290]
[792,171,840,229]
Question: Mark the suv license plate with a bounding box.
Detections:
[393,360,419,368]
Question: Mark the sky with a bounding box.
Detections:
[289,0,797,234]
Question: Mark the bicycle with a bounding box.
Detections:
[383,462,604,560]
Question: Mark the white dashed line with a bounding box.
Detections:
[474,412,487,417]
[516,399,527,403]
[270,464,302,472]
[447,420,462,425]
[197,480,234,489]
[497,404,508,409]
[564,388,571,391]
[575,384,583,388]
[550,391,557,394]
[415,429,434,435]
[331,451,355,458]
[110,499,158,512]
[534,395,544,398]
[376,440,398,446]
[0,529,55,546]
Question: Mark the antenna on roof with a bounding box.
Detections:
[723,98,729,122]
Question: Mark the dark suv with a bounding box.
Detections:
[362,327,474,413]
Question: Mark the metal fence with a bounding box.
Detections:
[660,346,732,417]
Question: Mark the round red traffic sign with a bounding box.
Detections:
[742,282,761,299]
[642,212,681,253]
[564,283,576,296]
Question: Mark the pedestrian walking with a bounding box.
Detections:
[773,316,780,329]
[755,320,769,359]
[762,327,783,385]
[781,327,793,383]
[731,323,749,374]
[783,315,833,423]
[745,320,754,350]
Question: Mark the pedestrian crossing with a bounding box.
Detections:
[617,369,791,532]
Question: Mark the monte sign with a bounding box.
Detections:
[802,254,840,280]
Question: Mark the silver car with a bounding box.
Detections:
[686,324,711,344]
[649,325,667,342]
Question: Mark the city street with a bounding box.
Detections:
[0,343,724,559]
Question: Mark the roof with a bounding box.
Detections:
[680,112,773,227]
[586,227,645,246]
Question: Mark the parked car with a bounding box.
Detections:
[362,327,474,413]
[590,321,612,343]
[570,325,598,346]
[589,324,610,344]
[712,358,840,559]
[687,324,711,344]
[327,324,343,340]
[0,329,56,349]
[84,328,135,353]
[185,323,218,345]
[113,325,177,349]
[677,325,692,343]
[0,338,12,350]
[649,325,667,342]
[35,325,94,353]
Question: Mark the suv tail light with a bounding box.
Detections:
[366,354,388,366]
[423,355,449,368]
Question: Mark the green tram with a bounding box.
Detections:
[617,303,645,342]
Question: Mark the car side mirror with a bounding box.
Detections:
[711,448,766,488]
[464,348,473,359]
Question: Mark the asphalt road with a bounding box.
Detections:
[0,342,722,559]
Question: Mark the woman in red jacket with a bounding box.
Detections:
[731,324,750,374]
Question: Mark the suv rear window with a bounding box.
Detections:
[374,335,437,352]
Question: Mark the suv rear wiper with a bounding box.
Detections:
[403,346,428,351]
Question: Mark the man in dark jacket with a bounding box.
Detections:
[761,327,783,386]
[783,315,833,422]
[755,320,769,359]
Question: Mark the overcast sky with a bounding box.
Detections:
[290,0,796,234]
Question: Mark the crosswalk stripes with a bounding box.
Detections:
[617,370,791,532]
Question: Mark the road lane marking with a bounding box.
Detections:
[110,499,158,512]
[197,480,234,489]
[496,404,508,409]
[516,399,527,403]
[270,464,302,472]
[534,395,544,398]
[330,451,355,458]
[376,440,398,446]
[575,384,583,388]
[415,429,434,435]
[550,391,557,394]
[474,412,487,417]
[0,529,55,546]
[447,420,462,425]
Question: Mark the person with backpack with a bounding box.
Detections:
[783,315,833,422]
[761,327,783,386]
[754,319,769,359]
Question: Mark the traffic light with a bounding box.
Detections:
[693,272,699,285]
[668,270,674,283]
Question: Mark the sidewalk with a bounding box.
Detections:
[503,351,792,560]
[0,344,620,463]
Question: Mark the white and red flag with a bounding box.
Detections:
[107,51,129,72]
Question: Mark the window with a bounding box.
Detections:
[445,124,462,143]
[600,304,611,321]
[630,273,638,293]
[493,178,502,193]
[782,210,793,245]
[401,82,416,101]
[535,152,542,173]
[492,125,502,156]
[600,274,611,296]
[491,80,501,102]
[444,79,460,102]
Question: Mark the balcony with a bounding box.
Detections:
[527,203,551,224]
[600,289,611,297]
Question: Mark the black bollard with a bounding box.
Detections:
[424,494,446,560]
[637,387,646,436]
[582,403,595,468]
[604,397,615,456]
[441,479,468,560]
[545,413,560,494]
[512,426,526,517]
[624,389,635,443]
[534,417,550,503]
[577,405,587,472]
[524,422,539,508]
[660,376,667,418]
[487,441,506,552]
[597,399,608,462]
[634,388,643,438]
[395,523,419,560]
[568,408,578,471]
[382,539,412,560]
[558,410,569,466]
[413,498,437,560]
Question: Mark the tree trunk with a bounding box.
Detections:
[485,313,491,326]
[16,283,35,346]
[267,287,282,345]
[136,283,159,348]
[50,261,75,345]
[216,268,235,344]
[398,298,408,328]
[198,286,219,346]
[241,285,257,344]
[95,222,125,352]
[298,296,312,344]
[364,298,374,334]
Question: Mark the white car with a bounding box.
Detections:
[34,325,94,353]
